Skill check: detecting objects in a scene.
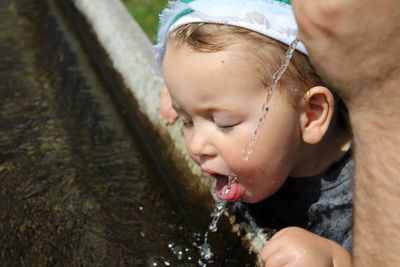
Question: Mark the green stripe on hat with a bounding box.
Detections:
[170,7,195,27]
[156,5,194,43]
[276,0,291,4]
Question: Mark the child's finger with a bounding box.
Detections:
[268,228,289,241]
[260,227,293,262]
[260,246,289,267]
[260,234,287,265]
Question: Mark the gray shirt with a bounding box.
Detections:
[245,150,353,250]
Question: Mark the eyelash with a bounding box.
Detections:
[179,117,236,134]
[217,125,235,134]
[180,118,193,128]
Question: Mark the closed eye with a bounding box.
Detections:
[178,117,193,128]
[183,121,193,128]
[217,123,238,134]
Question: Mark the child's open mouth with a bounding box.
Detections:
[214,174,244,202]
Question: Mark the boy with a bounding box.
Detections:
[156,0,352,266]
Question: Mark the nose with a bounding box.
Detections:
[187,127,216,159]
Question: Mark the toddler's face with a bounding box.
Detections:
[163,44,305,203]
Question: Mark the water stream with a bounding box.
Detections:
[197,200,227,266]
[242,38,300,161]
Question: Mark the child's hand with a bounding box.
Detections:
[260,227,351,267]
[159,86,178,123]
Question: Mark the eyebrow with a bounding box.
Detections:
[171,97,236,116]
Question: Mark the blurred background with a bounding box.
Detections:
[122,0,169,42]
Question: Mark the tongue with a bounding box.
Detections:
[215,176,244,202]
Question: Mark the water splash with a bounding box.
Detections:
[166,200,229,266]
[198,199,227,266]
[167,200,228,266]
[168,242,194,262]
[242,38,300,161]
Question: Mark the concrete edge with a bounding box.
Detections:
[71,0,267,263]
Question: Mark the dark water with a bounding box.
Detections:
[0,0,255,266]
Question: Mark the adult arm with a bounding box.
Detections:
[292,0,400,266]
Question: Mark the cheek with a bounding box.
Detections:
[219,133,252,168]
[183,130,190,145]
[225,127,300,181]
[222,145,265,177]
[216,122,269,172]
[229,155,287,203]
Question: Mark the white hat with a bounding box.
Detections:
[154,0,306,66]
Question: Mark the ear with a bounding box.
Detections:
[300,86,335,144]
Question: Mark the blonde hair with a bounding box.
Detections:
[168,23,323,105]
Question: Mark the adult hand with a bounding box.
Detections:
[292,0,400,112]
[260,227,351,267]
